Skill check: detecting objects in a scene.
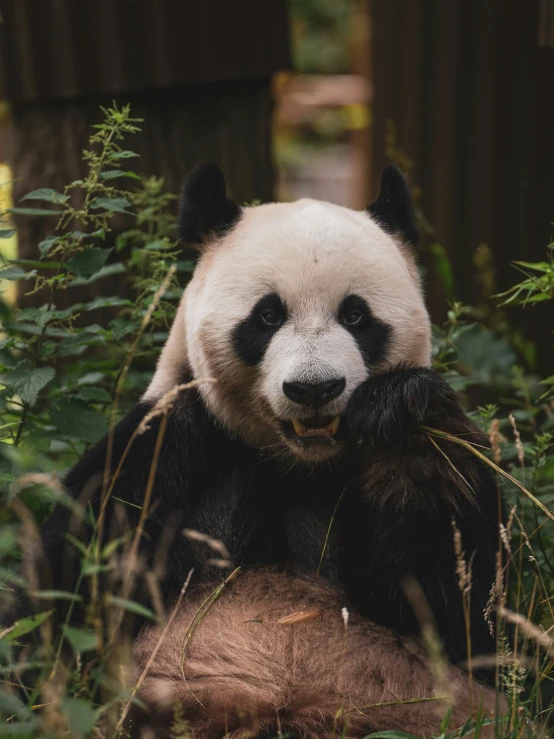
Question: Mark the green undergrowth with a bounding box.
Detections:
[0,104,552,737]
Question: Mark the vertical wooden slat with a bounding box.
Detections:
[0,0,291,101]
[371,0,554,371]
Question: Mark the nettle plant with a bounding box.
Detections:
[0,104,191,736]
[0,104,184,475]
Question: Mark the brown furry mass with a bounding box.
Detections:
[131,569,504,739]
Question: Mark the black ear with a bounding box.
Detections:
[367,165,419,245]
[179,163,242,246]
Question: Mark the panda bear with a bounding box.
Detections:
[37,163,502,737]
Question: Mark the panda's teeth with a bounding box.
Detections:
[290,417,340,438]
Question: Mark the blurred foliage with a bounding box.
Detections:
[288,0,358,74]
[276,0,364,191]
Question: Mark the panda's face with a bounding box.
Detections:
[183,199,432,463]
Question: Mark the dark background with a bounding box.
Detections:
[0,0,552,371]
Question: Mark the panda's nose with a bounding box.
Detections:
[283,378,346,408]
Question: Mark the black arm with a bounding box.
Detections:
[344,367,502,662]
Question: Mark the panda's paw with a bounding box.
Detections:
[347,367,458,449]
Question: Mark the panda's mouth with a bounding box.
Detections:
[286,415,341,441]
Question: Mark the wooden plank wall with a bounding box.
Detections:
[0,0,291,101]
[371,0,554,370]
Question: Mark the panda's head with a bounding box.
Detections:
[145,164,432,463]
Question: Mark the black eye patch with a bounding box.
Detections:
[232,292,287,366]
[338,294,391,367]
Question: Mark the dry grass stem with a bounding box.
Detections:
[93,265,179,614]
[427,435,476,500]
[115,569,195,733]
[100,265,178,528]
[317,484,346,577]
[499,608,554,658]
[452,523,473,597]
[484,552,505,636]
[179,567,241,679]
[422,425,554,523]
[182,528,230,561]
[276,610,323,624]
[452,520,474,703]
[337,695,449,717]
[97,379,215,533]
[403,577,450,702]
[10,472,65,498]
[509,413,525,469]
[489,419,502,465]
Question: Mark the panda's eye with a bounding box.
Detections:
[343,309,363,327]
[260,309,281,327]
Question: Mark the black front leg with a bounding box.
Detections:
[344,367,502,663]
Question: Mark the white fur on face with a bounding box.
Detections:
[145,198,432,457]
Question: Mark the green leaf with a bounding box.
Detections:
[81,562,114,576]
[37,234,60,258]
[0,690,31,721]
[107,149,139,160]
[82,296,132,311]
[61,625,97,653]
[0,229,16,239]
[66,247,112,278]
[90,197,131,214]
[78,386,111,402]
[77,372,106,386]
[524,292,551,303]
[107,596,158,621]
[6,367,55,406]
[30,590,83,602]
[64,534,90,557]
[109,318,135,341]
[541,375,554,385]
[50,400,108,443]
[0,720,39,735]
[68,262,125,286]
[70,228,106,241]
[16,307,72,329]
[8,207,60,217]
[0,529,18,557]
[176,260,196,273]
[4,610,55,642]
[21,188,69,205]
[99,169,140,181]
[60,697,98,737]
[513,260,550,271]
[56,332,105,357]
[0,266,35,281]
